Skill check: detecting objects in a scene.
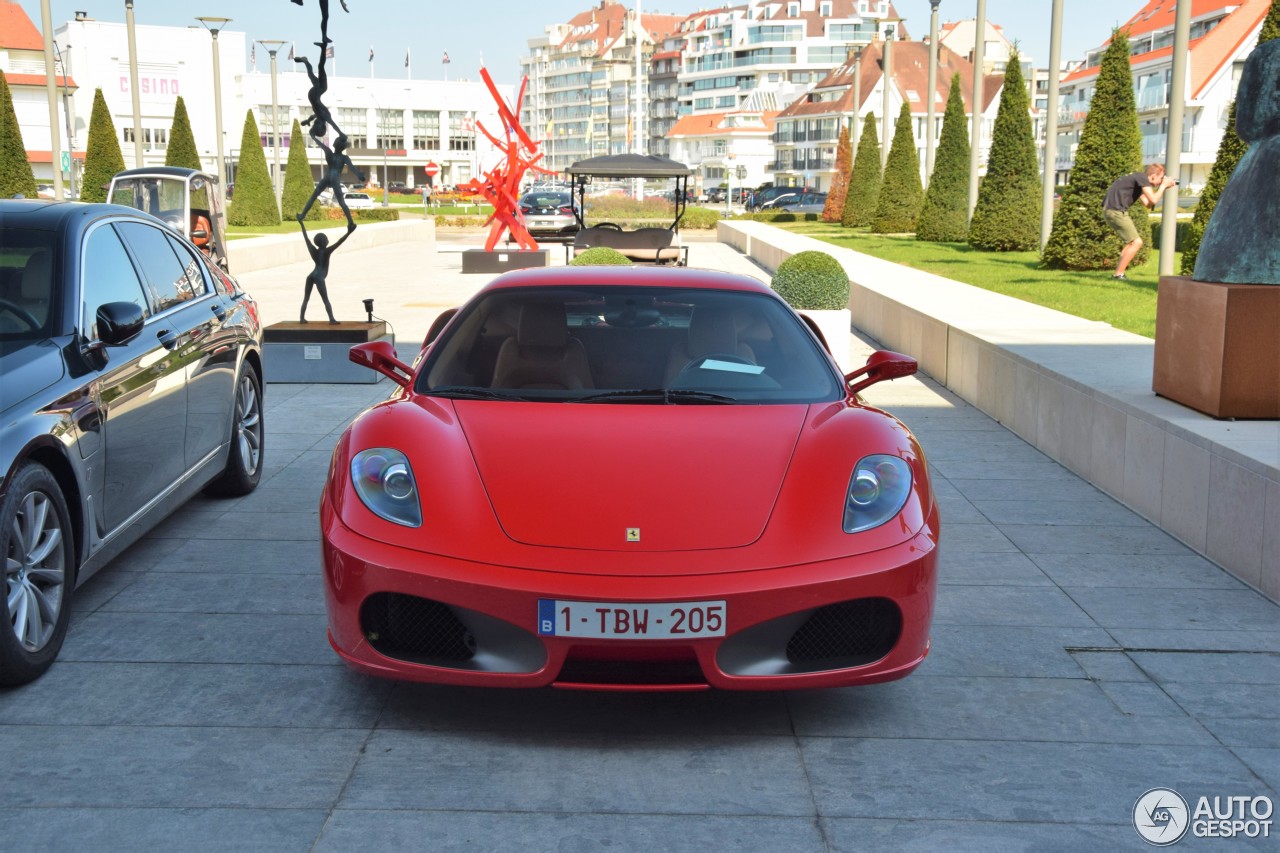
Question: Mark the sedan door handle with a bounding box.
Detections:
[211,303,227,322]
[156,328,178,351]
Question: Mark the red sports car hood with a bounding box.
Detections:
[456,403,808,551]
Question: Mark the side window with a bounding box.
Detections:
[114,220,198,313]
[164,232,210,301]
[82,225,149,340]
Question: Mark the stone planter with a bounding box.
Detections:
[799,308,854,373]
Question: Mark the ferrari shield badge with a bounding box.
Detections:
[626,528,640,542]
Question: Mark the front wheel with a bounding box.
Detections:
[0,463,76,686]
[204,367,264,497]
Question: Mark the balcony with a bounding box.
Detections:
[1136,84,1168,111]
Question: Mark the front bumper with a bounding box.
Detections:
[322,499,938,691]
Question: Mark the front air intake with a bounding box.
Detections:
[785,597,901,667]
[361,593,476,663]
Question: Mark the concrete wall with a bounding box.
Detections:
[226,218,435,275]
[720,219,1280,602]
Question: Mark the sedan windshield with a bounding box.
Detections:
[419,285,844,404]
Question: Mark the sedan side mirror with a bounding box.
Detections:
[96,301,145,346]
[350,340,413,387]
[845,350,917,395]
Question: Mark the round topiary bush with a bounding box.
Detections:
[771,250,849,310]
[570,246,633,266]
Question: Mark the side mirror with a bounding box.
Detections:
[96,301,145,346]
[423,307,458,349]
[845,350,917,395]
[350,340,413,388]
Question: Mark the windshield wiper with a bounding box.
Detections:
[573,388,737,404]
[427,386,528,401]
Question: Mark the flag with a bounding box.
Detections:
[287,43,294,62]
[442,51,450,64]
[545,118,553,137]
[250,43,256,65]
[325,44,334,59]
[368,46,374,62]
[405,48,410,68]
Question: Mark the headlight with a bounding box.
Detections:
[843,454,912,533]
[351,448,422,527]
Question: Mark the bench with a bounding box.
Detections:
[570,226,687,265]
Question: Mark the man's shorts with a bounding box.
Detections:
[1103,208,1140,243]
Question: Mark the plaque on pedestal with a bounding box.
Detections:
[1153,276,1280,419]
[461,249,549,274]
[264,321,393,384]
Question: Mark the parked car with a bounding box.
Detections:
[388,181,407,192]
[0,199,265,685]
[323,265,938,690]
[344,191,375,209]
[761,192,828,214]
[749,186,805,212]
[517,190,579,242]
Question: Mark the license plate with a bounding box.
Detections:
[538,599,726,639]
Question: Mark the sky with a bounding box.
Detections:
[20,0,1134,86]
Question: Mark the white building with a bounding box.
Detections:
[9,5,510,194]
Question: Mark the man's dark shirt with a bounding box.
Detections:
[1104,172,1152,211]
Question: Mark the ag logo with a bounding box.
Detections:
[1134,788,1190,846]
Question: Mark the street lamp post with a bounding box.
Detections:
[1040,0,1065,251]
[125,0,143,168]
[40,0,63,197]
[258,40,287,205]
[196,17,232,191]
[851,45,863,137]
[358,86,389,206]
[926,1,941,178]
[52,41,77,199]
[881,23,895,172]
[968,0,987,223]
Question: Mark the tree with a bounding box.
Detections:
[842,113,881,227]
[916,73,971,243]
[1182,4,1278,273]
[164,96,202,170]
[1042,30,1146,270]
[968,50,1041,250]
[870,101,924,234]
[226,110,280,226]
[1180,101,1247,275]
[0,74,38,199]
[281,119,320,221]
[80,88,126,204]
[822,125,853,222]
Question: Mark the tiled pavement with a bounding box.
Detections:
[0,235,1276,851]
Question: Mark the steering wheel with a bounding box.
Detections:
[595,222,623,231]
[0,297,40,331]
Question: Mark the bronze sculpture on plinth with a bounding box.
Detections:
[298,219,354,324]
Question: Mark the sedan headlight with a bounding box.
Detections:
[351,448,422,527]
[843,455,912,533]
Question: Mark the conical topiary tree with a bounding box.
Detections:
[80,88,125,203]
[870,102,924,234]
[1042,30,1146,270]
[164,96,201,170]
[968,51,1041,250]
[822,125,853,222]
[916,73,971,242]
[1180,101,1247,274]
[281,119,320,221]
[842,113,881,227]
[0,73,38,199]
[226,110,280,226]
[1181,6,1277,273]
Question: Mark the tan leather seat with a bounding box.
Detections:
[491,302,593,390]
[664,304,755,385]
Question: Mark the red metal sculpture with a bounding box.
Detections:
[459,67,555,252]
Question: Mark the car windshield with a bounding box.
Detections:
[418,284,844,404]
[0,227,58,343]
[521,193,571,209]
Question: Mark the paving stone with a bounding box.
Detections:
[1070,650,1150,683]
[1158,682,1280,720]
[96,571,325,615]
[921,626,1116,678]
[148,538,322,575]
[933,585,1096,627]
[938,523,1022,554]
[821,817,1129,851]
[999,524,1198,556]
[936,551,1053,587]
[1067,589,1280,632]
[972,499,1148,526]
[0,808,328,853]
[1031,554,1246,590]
[1129,652,1280,685]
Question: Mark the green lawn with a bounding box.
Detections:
[781,222,1174,339]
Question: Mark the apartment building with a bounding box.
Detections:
[1054,0,1271,191]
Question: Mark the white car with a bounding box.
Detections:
[344,191,375,209]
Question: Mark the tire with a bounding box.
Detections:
[204,366,264,497]
[0,463,76,686]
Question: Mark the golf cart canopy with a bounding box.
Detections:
[565,154,693,180]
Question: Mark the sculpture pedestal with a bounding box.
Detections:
[461,249,549,274]
[264,321,391,384]
[1153,276,1280,419]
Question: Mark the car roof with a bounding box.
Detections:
[476,264,777,296]
[0,199,159,231]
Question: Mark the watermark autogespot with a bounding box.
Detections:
[1134,788,1274,845]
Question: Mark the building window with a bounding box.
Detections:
[336,108,367,148]
[376,109,404,151]
[448,112,475,151]
[122,127,169,151]
[787,2,799,17]
[820,1,832,15]
[413,110,440,150]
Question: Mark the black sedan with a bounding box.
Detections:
[0,200,265,685]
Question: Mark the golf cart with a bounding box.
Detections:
[565,154,693,265]
[107,166,230,271]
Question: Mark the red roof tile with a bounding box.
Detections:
[0,1,44,51]
[667,110,778,138]
[4,73,78,89]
